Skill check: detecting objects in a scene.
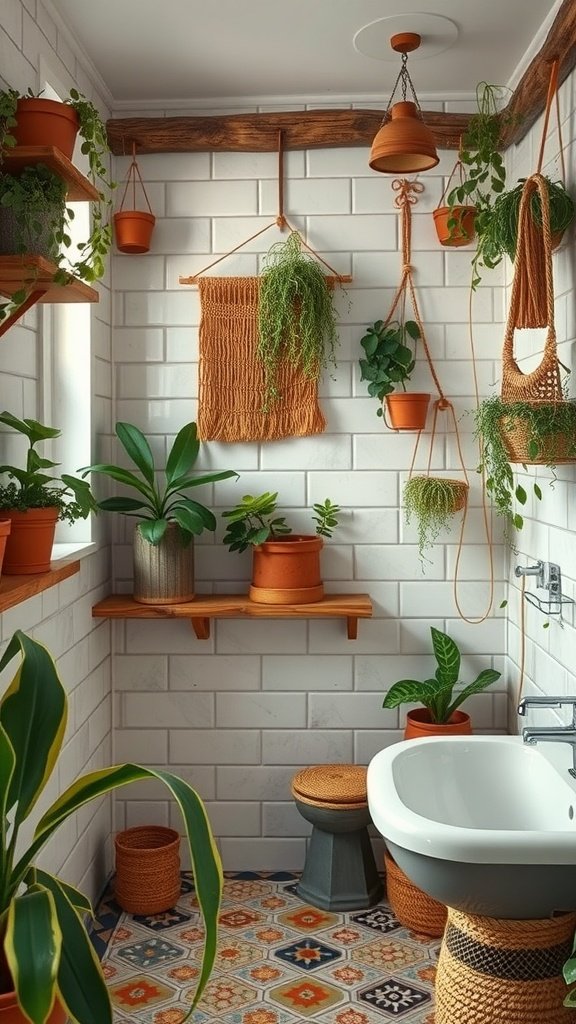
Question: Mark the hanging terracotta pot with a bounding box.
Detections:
[0,520,11,578]
[404,708,472,740]
[0,991,67,1024]
[114,144,156,254]
[13,98,79,160]
[250,535,324,605]
[2,507,58,575]
[385,392,430,430]
[114,210,156,254]
[433,205,476,247]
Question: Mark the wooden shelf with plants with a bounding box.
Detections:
[92,593,374,640]
[2,145,100,201]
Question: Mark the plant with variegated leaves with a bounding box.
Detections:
[382,627,501,724]
[0,630,222,1023]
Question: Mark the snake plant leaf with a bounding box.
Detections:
[431,627,460,686]
[0,723,15,859]
[165,422,200,484]
[0,631,66,822]
[33,872,112,1024]
[116,422,156,486]
[5,888,62,1024]
[21,764,223,1015]
[445,669,502,719]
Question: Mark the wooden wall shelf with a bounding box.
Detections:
[0,559,79,614]
[2,146,100,201]
[0,256,98,338]
[92,593,373,640]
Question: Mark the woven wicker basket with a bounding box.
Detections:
[384,850,447,937]
[436,907,576,1024]
[499,399,576,466]
[115,825,181,915]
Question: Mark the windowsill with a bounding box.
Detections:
[52,541,98,561]
[0,559,80,614]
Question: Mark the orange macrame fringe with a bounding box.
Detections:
[197,276,326,442]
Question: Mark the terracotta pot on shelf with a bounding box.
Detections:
[0,991,66,1024]
[114,210,156,254]
[2,507,58,575]
[250,535,324,605]
[433,205,476,247]
[13,98,79,159]
[404,707,472,740]
[385,393,430,431]
[0,520,11,578]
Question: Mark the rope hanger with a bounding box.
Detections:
[179,131,352,286]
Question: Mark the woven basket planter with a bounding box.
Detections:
[499,400,576,466]
[435,907,576,1024]
[115,825,181,914]
[384,850,447,937]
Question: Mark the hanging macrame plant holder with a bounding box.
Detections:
[500,173,576,466]
[433,153,476,247]
[179,132,351,442]
[114,144,156,254]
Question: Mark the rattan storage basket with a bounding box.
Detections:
[384,849,447,937]
[115,825,181,915]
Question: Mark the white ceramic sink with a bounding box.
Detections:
[368,735,576,918]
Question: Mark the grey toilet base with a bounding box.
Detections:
[295,799,383,912]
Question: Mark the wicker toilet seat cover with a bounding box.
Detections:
[291,764,368,809]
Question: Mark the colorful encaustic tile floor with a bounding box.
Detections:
[91,872,439,1024]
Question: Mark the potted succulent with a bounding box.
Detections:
[0,628,221,1024]
[359,318,430,429]
[0,411,96,574]
[475,395,576,532]
[222,491,340,604]
[382,626,501,739]
[257,230,339,411]
[80,420,237,603]
[403,475,469,564]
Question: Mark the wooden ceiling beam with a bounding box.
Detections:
[106,0,575,156]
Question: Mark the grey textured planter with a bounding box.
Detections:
[133,522,195,604]
[0,204,62,260]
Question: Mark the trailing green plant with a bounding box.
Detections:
[80,420,238,545]
[0,163,70,258]
[474,394,576,531]
[359,319,419,416]
[222,491,340,553]
[483,176,575,262]
[403,475,468,563]
[0,628,222,1023]
[0,411,96,523]
[382,626,501,724]
[257,230,339,410]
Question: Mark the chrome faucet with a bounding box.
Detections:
[518,695,576,778]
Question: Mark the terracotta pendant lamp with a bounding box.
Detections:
[369,32,439,174]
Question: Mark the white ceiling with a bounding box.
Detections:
[48,0,558,106]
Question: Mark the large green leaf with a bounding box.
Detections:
[116,422,156,486]
[0,412,60,445]
[33,869,93,916]
[165,422,199,485]
[5,888,61,1024]
[35,873,111,1024]
[445,669,501,719]
[97,496,151,513]
[0,631,66,823]
[165,468,238,496]
[171,505,209,537]
[0,724,15,879]
[382,678,444,710]
[79,462,155,501]
[19,763,222,1014]
[138,518,168,544]
[431,627,460,686]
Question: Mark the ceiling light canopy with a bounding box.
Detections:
[369,32,439,175]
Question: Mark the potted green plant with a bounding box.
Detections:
[0,628,221,1024]
[382,626,501,738]
[359,318,430,429]
[0,411,96,574]
[222,491,340,604]
[80,420,238,603]
[257,230,339,411]
[0,164,68,261]
[482,175,575,263]
[475,395,576,532]
[403,476,469,564]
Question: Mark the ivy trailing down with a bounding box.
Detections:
[403,476,468,563]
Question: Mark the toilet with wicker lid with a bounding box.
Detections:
[291,763,383,911]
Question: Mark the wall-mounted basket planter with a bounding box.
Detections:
[433,205,476,247]
[114,144,156,254]
[13,97,79,158]
[385,392,430,431]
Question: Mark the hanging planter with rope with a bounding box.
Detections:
[114,144,156,254]
[433,154,476,247]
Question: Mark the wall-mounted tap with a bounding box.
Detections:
[518,695,576,778]
[514,561,573,618]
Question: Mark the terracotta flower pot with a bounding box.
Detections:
[433,205,476,247]
[404,708,472,740]
[250,535,324,605]
[13,98,79,160]
[115,825,181,915]
[2,507,58,575]
[0,520,11,578]
[385,393,430,431]
[0,991,66,1024]
[114,210,156,254]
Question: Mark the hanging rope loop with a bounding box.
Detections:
[117,140,154,214]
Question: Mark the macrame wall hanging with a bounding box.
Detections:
[179,133,351,442]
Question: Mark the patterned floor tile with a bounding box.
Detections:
[91,871,440,1022]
